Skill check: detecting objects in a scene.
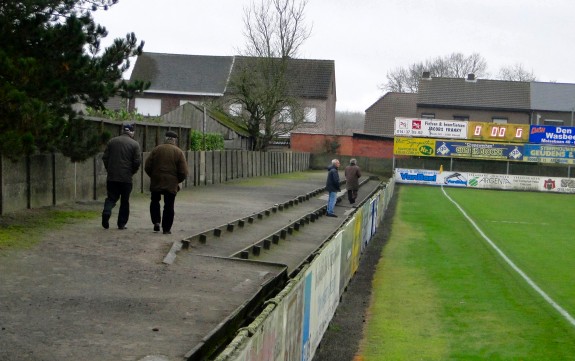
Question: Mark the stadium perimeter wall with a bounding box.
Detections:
[212,177,396,361]
[0,151,310,215]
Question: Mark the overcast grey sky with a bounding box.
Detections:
[93,0,575,113]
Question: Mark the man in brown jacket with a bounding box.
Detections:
[144,131,189,234]
[344,158,361,205]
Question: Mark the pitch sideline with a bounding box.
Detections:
[440,186,575,329]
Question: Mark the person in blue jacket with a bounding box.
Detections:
[325,159,341,217]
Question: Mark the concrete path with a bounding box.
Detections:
[0,170,383,361]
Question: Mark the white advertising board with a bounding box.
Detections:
[396,168,575,194]
[394,117,468,139]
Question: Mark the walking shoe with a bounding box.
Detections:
[163,230,171,234]
[102,215,110,229]
[153,223,160,232]
[326,213,338,217]
[118,225,127,230]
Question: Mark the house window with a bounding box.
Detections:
[492,117,508,124]
[134,98,161,116]
[229,103,242,116]
[453,115,469,121]
[544,119,564,125]
[304,107,317,123]
[421,113,435,119]
[279,107,292,123]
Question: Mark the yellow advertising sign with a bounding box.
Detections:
[394,137,436,156]
[467,121,529,143]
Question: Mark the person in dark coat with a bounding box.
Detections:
[344,158,361,204]
[325,159,341,217]
[101,123,141,230]
[145,131,189,234]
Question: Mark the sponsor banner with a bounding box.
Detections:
[235,301,285,361]
[467,173,540,191]
[339,218,356,296]
[467,173,514,190]
[395,168,440,185]
[529,125,575,145]
[435,140,524,160]
[282,277,305,361]
[439,171,468,187]
[395,169,467,186]
[304,233,341,361]
[360,201,371,253]
[468,121,530,143]
[524,144,575,164]
[394,117,467,138]
[393,137,436,156]
[542,177,575,193]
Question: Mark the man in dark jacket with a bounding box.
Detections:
[101,123,141,229]
[145,131,189,234]
[344,158,361,204]
[325,159,341,217]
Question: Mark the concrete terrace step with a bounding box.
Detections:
[164,177,381,275]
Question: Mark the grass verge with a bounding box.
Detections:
[0,208,99,252]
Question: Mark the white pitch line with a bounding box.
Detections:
[441,186,575,328]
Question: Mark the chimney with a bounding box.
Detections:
[466,73,476,81]
[422,71,431,79]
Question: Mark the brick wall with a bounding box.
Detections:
[291,133,394,159]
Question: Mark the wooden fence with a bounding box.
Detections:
[0,150,310,215]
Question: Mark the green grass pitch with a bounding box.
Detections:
[358,185,575,361]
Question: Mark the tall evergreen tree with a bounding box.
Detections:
[0,0,148,161]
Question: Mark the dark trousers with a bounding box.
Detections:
[347,189,358,204]
[150,191,177,232]
[103,181,133,227]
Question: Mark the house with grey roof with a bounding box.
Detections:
[364,92,417,137]
[530,81,575,126]
[128,52,336,135]
[364,74,575,137]
[129,53,233,115]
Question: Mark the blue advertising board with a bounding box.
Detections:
[524,144,575,164]
[434,140,524,161]
[529,125,575,145]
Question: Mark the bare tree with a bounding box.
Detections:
[226,0,312,150]
[496,63,537,81]
[335,111,365,135]
[380,52,489,93]
[242,0,311,58]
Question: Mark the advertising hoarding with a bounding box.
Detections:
[395,168,575,194]
[435,140,524,161]
[524,144,575,164]
[393,137,436,156]
[529,125,575,145]
[394,118,467,139]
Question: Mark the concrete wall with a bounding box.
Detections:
[0,150,310,215]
